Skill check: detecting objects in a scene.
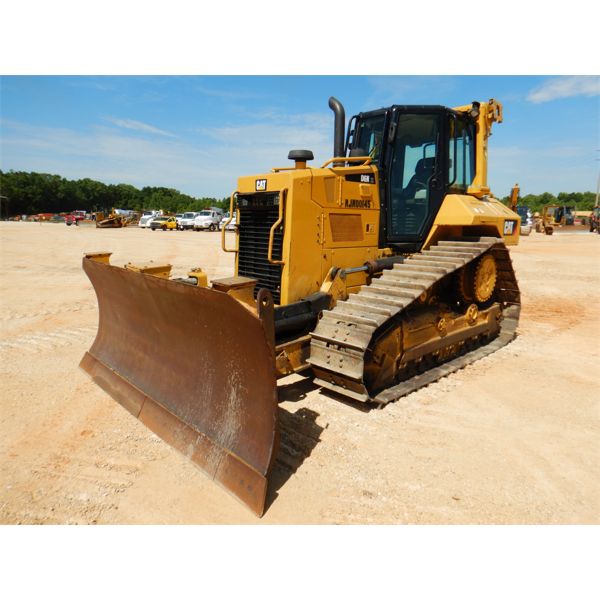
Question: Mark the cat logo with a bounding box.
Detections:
[255,179,267,192]
[503,220,516,235]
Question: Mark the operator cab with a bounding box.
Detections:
[346,105,476,252]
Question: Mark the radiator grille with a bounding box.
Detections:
[237,192,283,304]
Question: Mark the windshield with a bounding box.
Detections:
[183,212,195,218]
[516,206,529,219]
[355,114,386,160]
[198,211,211,216]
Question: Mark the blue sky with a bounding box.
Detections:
[1,75,599,198]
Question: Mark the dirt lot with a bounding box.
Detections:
[1,222,599,524]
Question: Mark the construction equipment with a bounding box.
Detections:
[81,96,521,516]
[590,206,600,233]
[96,211,126,228]
[507,184,532,235]
[535,204,583,234]
[95,208,139,228]
[508,183,519,212]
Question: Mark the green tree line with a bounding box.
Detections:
[1,170,597,218]
[500,190,597,213]
[0,170,230,217]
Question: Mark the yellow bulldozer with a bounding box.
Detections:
[95,209,139,228]
[80,97,521,516]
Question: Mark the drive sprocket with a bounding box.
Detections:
[472,253,497,303]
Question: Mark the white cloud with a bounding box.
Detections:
[195,85,265,101]
[199,112,331,152]
[0,119,220,192]
[365,76,457,108]
[67,79,115,92]
[488,141,597,195]
[2,112,598,200]
[526,76,600,103]
[0,111,336,197]
[106,117,176,137]
[492,143,588,159]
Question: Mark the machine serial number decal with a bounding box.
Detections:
[344,198,372,209]
[255,179,267,191]
[503,220,516,235]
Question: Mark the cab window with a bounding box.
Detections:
[448,116,475,190]
[355,114,386,160]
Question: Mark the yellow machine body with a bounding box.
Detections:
[232,169,520,305]
[229,100,519,306]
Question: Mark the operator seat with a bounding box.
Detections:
[394,157,435,236]
[402,157,436,199]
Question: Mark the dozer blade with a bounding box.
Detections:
[79,255,278,516]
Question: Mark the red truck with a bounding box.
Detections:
[65,210,87,226]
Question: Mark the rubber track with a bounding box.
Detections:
[308,237,521,405]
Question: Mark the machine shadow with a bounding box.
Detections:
[265,374,375,512]
[265,406,326,512]
[264,376,326,512]
[276,375,318,403]
[277,373,372,413]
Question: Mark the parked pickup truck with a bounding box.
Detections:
[219,212,238,231]
[138,210,161,228]
[193,209,222,231]
[150,216,178,231]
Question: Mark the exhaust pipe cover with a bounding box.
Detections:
[328,96,346,159]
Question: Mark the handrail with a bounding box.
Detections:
[448,113,458,187]
[267,189,287,265]
[320,156,372,169]
[221,191,238,253]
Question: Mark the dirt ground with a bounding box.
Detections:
[1,222,599,524]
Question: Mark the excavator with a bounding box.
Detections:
[80,96,521,516]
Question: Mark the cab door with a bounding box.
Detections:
[384,110,446,248]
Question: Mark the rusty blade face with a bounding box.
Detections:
[80,256,278,516]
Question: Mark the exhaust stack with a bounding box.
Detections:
[328,96,345,159]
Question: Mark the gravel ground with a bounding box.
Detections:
[1,222,598,524]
